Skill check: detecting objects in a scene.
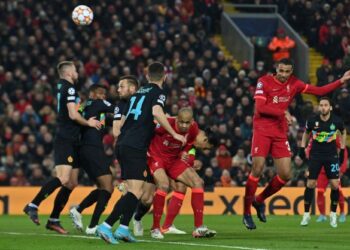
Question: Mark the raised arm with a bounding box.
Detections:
[303,70,350,96]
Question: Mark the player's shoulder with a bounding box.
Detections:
[331,114,343,123]
[306,115,318,125]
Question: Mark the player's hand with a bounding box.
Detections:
[173,133,186,146]
[340,70,350,84]
[193,160,203,171]
[297,147,306,160]
[181,152,189,161]
[87,117,101,130]
[285,111,292,125]
[339,148,345,165]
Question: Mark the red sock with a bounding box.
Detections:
[339,188,345,214]
[191,188,204,228]
[152,189,167,230]
[244,174,259,215]
[317,190,326,215]
[162,191,185,230]
[256,175,286,204]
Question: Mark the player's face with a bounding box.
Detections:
[276,64,293,83]
[95,88,107,100]
[117,80,131,99]
[194,131,212,150]
[70,65,79,83]
[176,112,193,133]
[319,100,331,116]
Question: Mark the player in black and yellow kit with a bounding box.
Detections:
[24,61,100,234]
[69,76,139,235]
[298,97,347,228]
[96,62,186,244]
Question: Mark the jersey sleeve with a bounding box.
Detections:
[152,88,167,109]
[114,101,126,121]
[295,79,308,94]
[305,118,314,133]
[253,80,267,101]
[338,118,345,132]
[66,86,77,103]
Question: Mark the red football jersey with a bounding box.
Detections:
[148,117,199,161]
[253,74,307,136]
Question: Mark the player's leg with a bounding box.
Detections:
[23,142,74,225]
[133,181,155,237]
[162,180,187,234]
[175,164,216,238]
[243,132,271,230]
[316,169,328,222]
[338,184,346,223]
[98,146,145,244]
[46,167,79,234]
[301,159,323,226]
[253,138,292,225]
[151,168,170,233]
[86,149,114,233]
[325,159,340,228]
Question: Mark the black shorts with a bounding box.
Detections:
[54,140,79,168]
[79,145,111,181]
[115,145,151,181]
[308,156,340,180]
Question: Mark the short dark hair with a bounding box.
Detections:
[120,75,139,89]
[319,96,332,106]
[277,58,294,69]
[57,61,74,76]
[148,62,165,82]
[89,84,107,93]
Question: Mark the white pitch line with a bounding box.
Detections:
[0,231,269,250]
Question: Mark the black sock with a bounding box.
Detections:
[89,190,111,228]
[134,202,151,221]
[330,188,339,212]
[32,177,62,206]
[50,186,72,219]
[105,192,138,227]
[105,194,127,226]
[304,187,314,213]
[77,189,99,213]
[120,192,139,226]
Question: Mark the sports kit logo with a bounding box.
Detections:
[67,156,73,163]
[68,87,75,95]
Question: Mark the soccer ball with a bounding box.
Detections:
[72,5,93,26]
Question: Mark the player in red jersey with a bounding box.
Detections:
[132,127,217,239]
[243,58,350,230]
[134,107,216,238]
[304,136,348,223]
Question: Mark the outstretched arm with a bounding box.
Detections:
[303,70,350,95]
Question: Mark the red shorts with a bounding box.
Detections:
[251,130,291,158]
[148,156,190,180]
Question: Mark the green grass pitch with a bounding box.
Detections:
[0,215,349,250]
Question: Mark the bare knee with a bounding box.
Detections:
[330,180,339,190]
[192,176,203,188]
[157,181,170,193]
[57,175,70,186]
[307,180,317,189]
[251,162,264,177]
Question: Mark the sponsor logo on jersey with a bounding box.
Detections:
[137,87,153,94]
[255,90,263,94]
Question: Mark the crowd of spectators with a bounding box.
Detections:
[0,0,350,190]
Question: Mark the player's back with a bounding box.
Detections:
[56,79,80,142]
[118,83,166,151]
